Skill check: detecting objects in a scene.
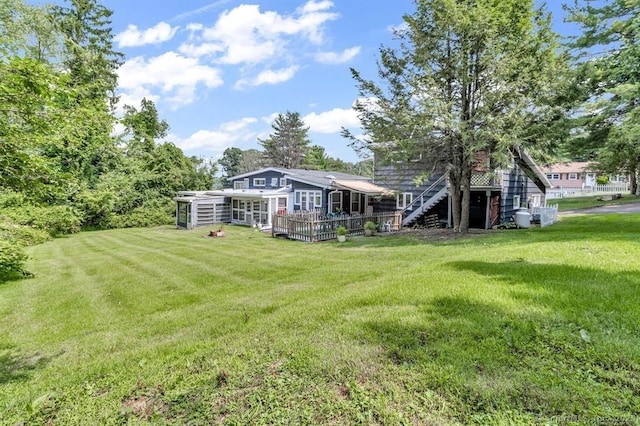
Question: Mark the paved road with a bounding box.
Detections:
[560,202,640,215]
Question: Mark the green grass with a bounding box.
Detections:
[552,193,640,211]
[1,217,640,424]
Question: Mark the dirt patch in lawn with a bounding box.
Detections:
[396,227,493,242]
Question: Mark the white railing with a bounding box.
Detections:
[546,184,629,199]
[532,204,558,227]
[402,174,448,214]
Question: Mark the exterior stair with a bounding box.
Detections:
[402,174,448,226]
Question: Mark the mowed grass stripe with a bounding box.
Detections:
[2,215,640,424]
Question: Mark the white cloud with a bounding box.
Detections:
[303,107,361,133]
[171,117,259,153]
[116,87,158,113]
[184,2,338,65]
[179,42,224,57]
[261,112,280,125]
[315,46,361,64]
[235,66,299,89]
[298,0,334,14]
[117,52,223,108]
[115,22,178,48]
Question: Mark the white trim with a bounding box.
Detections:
[396,192,413,209]
[253,177,266,187]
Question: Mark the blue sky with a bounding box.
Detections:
[104,0,573,163]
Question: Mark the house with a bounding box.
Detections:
[174,167,392,229]
[371,147,551,229]
[541,162,595,190]
[541,161,629,190]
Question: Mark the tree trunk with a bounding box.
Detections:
[459,172,471,233]
[449,172,462,232]
[631,166,638,196]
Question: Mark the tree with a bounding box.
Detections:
[238,149,267,174]
[52,0,123,105]
[344,0,567,232]
[565,0,640,195]
[302,145,332,170]
[121,98,169,156]
[218,147,243,184]
[259,111,310,168]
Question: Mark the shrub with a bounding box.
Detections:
[336,225,347,236]
[0,240,28,279]
[364,221,376,231]
[108,206,173,228]
[0,222,51,246]
[0,205,81,237]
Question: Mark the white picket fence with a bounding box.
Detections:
[546,184,629,199]
[532,204,559,227]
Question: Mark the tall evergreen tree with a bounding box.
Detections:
[52,0,123,104]
[344,0,568,232]
[565,0,640,194]
[259,111,311,169]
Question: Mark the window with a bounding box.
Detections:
[253,178,266,187]
[270,178,278,187]
[232,199,246,221]
[280,178,286,187]
[546,173,560,180]
[294,190,322,210]
[351,192,360,213]
[396,192,413,210]
[233,181,244,190]
[513,195,521,210]
[568,173,577,180]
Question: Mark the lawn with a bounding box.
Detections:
[552,193,640,211]
[1,216,639,424]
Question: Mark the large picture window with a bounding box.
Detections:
[294,190,322,210]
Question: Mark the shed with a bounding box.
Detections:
[174,191,230,229]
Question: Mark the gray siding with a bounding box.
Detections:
[230,170,286,189]
[374,158,443,195]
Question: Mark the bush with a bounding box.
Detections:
[0,240,28,279]
[108,205,173,228]
[0,205,81,237]
[0,222,51,246]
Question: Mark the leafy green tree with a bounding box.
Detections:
[238,149,267,174]
[219,147,243,184]
[344,0,567,232]
[42,0,123,190]
[259,111,311,168]
[0,56,66,200]
[121,98,169,156]
[565,0,640,195]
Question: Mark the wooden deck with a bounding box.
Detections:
[272,211,402,242]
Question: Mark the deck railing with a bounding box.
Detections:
[272,211,402,242]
